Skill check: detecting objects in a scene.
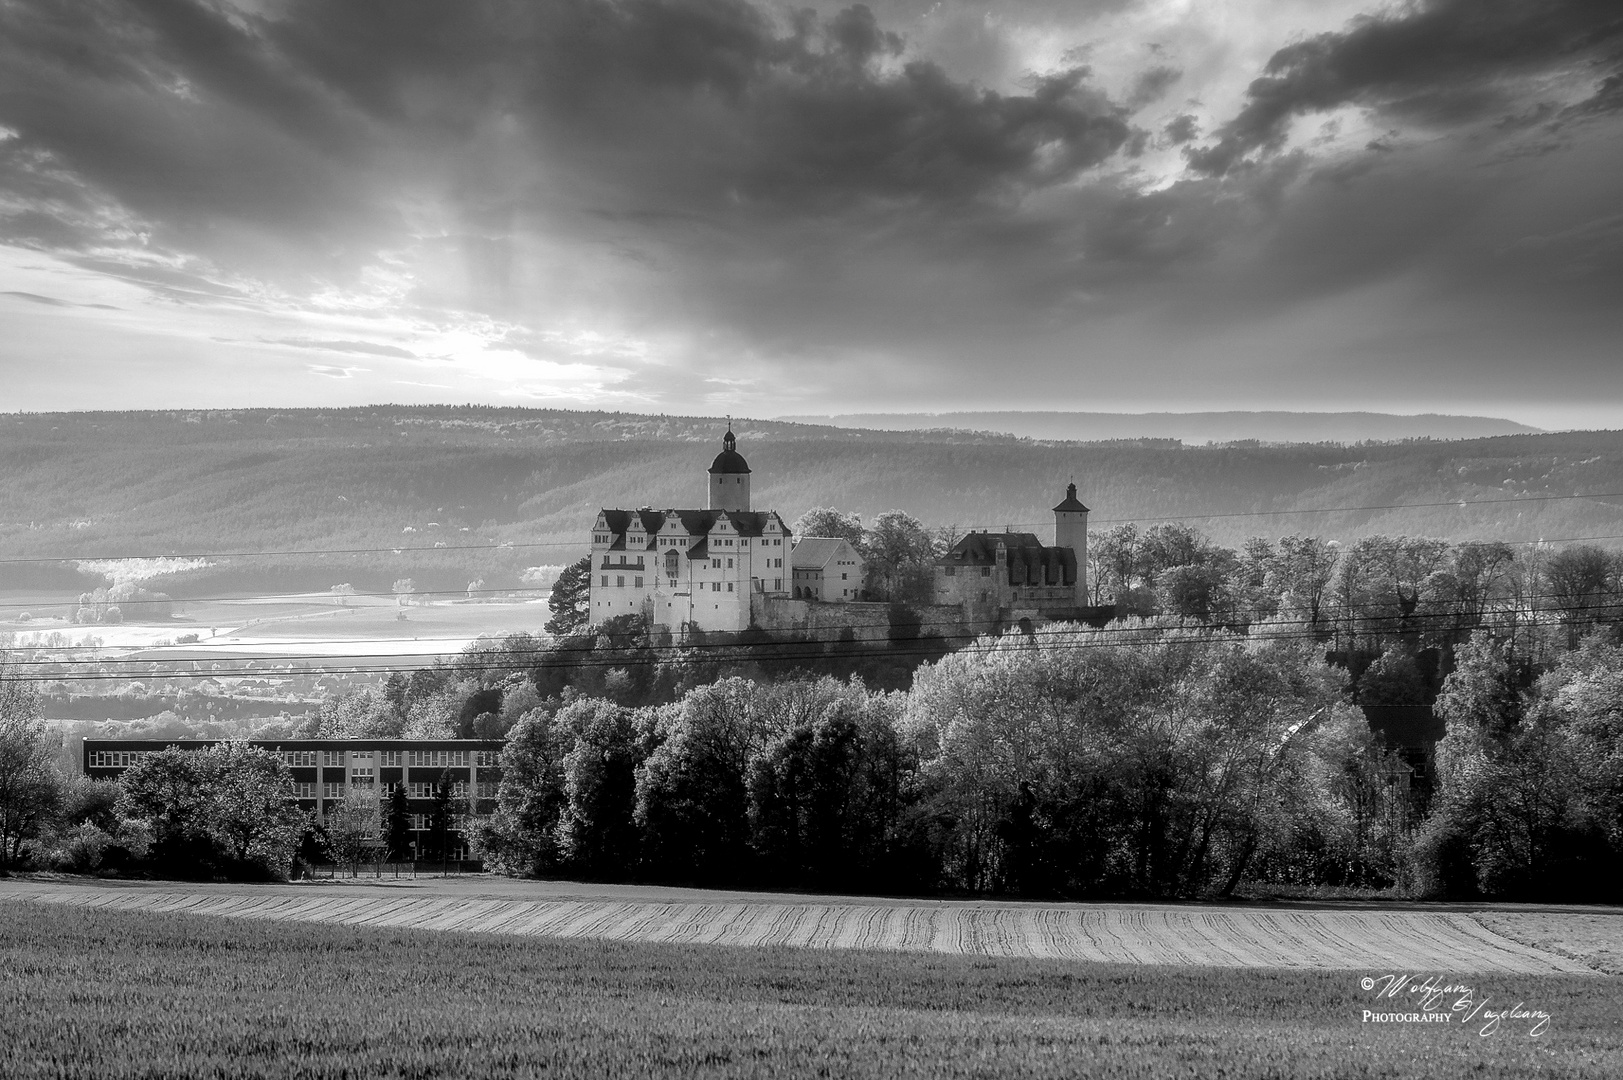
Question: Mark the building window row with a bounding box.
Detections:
[474,750,500,768]
[410,750,469,768]
[408,781,469,799]
[87,750,154,768]
[291,782,317,799]
[273,750,318,767]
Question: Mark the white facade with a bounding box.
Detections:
[588,430,792,634]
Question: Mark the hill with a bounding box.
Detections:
[1,406,1620,597]
[780,411,1542,444]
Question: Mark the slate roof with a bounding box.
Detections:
[597,508,788,560]
[791,536,857,572]
[1052,482,1090,514]
[708,429,751,475]
[937,531,1077,587]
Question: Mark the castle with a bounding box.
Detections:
[589,428,793,634]
[589,429,1091,636]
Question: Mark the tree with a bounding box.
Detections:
[790,507,863,548]
[383,783,412,862]
[119,743,301,879]
[327,788,382,874]
[1542,545,1619,646]
[545,556,592,637]
[392,578,416,607]
[1265,536,1339,632]
[555,699,643,878]
[118,747,220,876]
[428,770,459,864]
[0,672,64,868]
[475,708,569,875]
[862,510,938,604]
[1089,523,1144,602]
[206,743,304,875]
[330,583,356,606]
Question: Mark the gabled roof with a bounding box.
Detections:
[598,508,789,552]
[791,536,857,571]
[937,531,1077,586]
[938,531,1046,565]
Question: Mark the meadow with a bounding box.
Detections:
[1,899,1617,1079]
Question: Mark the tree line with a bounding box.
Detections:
[469,622,1620,901]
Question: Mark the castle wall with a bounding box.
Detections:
[752,594,998,642]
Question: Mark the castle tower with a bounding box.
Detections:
[1052,481,1089,605]
[708,427,752,512]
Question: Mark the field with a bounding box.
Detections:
[2,897,1618,1079]
[3,591,550,657]
[3,877,1614,975]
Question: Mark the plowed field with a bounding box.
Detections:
[2,879,1604,974]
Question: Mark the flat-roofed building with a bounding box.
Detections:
[83,737,503,863]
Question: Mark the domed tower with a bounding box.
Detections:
[1053,481,1089,605]
[708,427,752,512]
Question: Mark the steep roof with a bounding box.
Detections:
[708,429,751,475]
[1052,481,1089,513]
[598,507,788,560]
[936,531,1077,586]
[791,536,857,571]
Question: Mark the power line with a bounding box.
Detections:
[3,490,1622,566]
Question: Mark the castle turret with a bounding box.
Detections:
[1053,481,1089,605]
[708,427,751,512]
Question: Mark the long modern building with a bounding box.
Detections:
[83,738,503,862]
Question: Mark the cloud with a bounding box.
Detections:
[0,0,1621,419]
[273,338,419,359]
[2,289,70,306]
[1187,0,1623,176]
[307,364,364,378]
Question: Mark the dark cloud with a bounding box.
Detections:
[1189,0,1623,176]
[1127,65,1182,109]
[1162,113,1199,144]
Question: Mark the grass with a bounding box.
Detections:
[2,900,1619,1079]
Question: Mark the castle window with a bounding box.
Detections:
[634,577,643,588]
[615,576,624,587]
[600,575,608,587]
[981,567,991,577]
[944,566,955,577]
[727,582,733,592]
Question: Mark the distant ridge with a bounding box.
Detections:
[778,411,1542,445]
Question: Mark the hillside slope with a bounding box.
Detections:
[2,407,1620,595]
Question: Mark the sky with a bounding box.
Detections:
[1,0,1620,427]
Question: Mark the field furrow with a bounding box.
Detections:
[1,883,1604,974]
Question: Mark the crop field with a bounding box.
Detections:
[2,899,1618,1079]
[2,878,1610,975]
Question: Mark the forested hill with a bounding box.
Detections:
[2,406,1621,596]
[782,411,1541,444]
